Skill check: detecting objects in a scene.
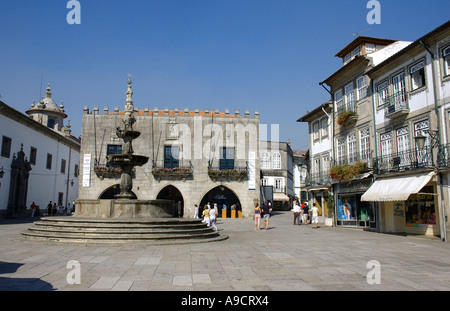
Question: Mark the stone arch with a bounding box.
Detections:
[199,185,242,218]
[156,185,184,217]
[99,184,137,200]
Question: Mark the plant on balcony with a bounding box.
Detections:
[152,167,192,176]
[208,169,248,180]
[337,110,357,126]
[329,161,367,182]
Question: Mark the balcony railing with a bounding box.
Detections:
[152,160,193,180]
[438,144,450,168]
[384,91,409,118]
[373,146,433,174]
[305,172,331,186]
[208,160,248,180]
[334,151,373,168]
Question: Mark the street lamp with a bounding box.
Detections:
[414,129,439,149]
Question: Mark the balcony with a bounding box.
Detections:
[335,151,373,168]
[438,144,450,168]
[373,147,433,175]
[152,160,193,181]
[384,92,409,119]
[337,105,358,127]
[208,160,248,181]
[305,172,331,187]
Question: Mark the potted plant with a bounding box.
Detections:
[329,161,367,182]
[337,110,357,126]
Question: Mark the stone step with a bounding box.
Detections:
[21,217,227,245]
[26,226,214,235]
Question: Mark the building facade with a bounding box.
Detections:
[297,101,333,221]
[0,85,80,217]
[260,141,294,210]
[299,21,450,240]
[362,21,450,239]
[77,80,260,218]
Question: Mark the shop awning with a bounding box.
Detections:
[273,193,290,201]
[361,172,435,202]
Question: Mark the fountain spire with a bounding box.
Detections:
[106,75,149,199]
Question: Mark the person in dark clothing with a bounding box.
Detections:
[261,201,272,230]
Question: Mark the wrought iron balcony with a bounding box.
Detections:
[384,91,409,119]
[438,144,450,168]
[152,160,193,180]
[334,151,373,168]
[207,160,248,180]
[305,172,331,186]
[373,146,433,175]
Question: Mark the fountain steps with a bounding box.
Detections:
[22,217,228,245]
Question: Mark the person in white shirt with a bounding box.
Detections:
[209,205,217,231]
[292,201,301,225]
[310,203,320,229]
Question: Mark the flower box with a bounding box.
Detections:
[152,167,192,180]
[208,169,247,181]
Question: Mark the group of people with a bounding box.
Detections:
[253,201,272,230]
[28,201,74,217]
[195,202,218,231]
[292,200,320,228]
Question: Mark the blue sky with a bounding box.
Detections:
[0,0,449,151]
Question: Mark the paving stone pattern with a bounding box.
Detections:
[1,212,450,291]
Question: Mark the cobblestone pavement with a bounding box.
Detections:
[1,211,450,292]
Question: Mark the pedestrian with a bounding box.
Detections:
[254,203,261,230]
[209,205,217,231]
[261,201,272,230]
[52,203,58,216]
[193,204,199,218]
[47,201,52,216]
[310,203,320,229]
[292,200,301,225]
[65,203,71,216]
[30,202,36,217]
[202,204,210,226]
[302,201,309,225]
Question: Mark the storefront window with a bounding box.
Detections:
[337,194,376,227]
[337,195,356,221]
[405,186,436,227]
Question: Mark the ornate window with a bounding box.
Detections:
[260,152,270,169]
[272,152,281,169]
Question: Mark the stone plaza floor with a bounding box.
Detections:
[1,211,450,292]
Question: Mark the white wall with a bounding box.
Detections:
[0,114,80,212]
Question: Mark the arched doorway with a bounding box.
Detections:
[156,185,184,217]
[200,186,241,218]
[99,184,137,199]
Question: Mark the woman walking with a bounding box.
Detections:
[254,203,261,230]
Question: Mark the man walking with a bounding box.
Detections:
[302,201,309,225]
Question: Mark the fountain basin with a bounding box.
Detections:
[74,199,176,218]
[107,154,149,167]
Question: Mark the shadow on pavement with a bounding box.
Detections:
[0,261,55,291]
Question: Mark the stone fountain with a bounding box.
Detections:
[107,76,148,199]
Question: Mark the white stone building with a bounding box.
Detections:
[0,85,80,217]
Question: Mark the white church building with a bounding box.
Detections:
[0,85,80,217]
